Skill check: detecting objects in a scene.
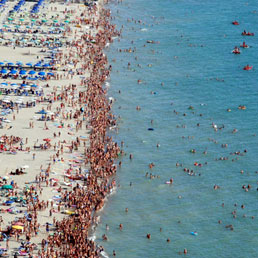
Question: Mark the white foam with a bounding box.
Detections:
[100,251,110,258]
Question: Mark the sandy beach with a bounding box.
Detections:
[0,0,119,257]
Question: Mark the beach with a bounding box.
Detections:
[0,0,120,257]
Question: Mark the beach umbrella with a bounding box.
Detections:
[5,200,14,204]
[64,20,70,23]
[42,19,47,23]
[11,83,17,86]
[64,210,75,215]
[1,82,8,86]
[37,109,47,114]
[19,18,24,21]
[38,71,45,76]
[26,62,33,66]
[21,83,27,87]
[3,25,9,28]
[0,69,7,74]
[16,61,23,66]
[28,70,36,75]
[10,69,17,74]
[7,62,14,66]
[7,17,13,21]
[2,185,13,189]
[47,72,54,76]
[0,62,4,65]
[43,138,51,142]
[19,70,26,75]
[12,225,23,230]
[31,19,36,22]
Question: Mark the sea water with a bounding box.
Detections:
[95,0,258,257]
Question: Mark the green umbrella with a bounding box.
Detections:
[7,17,13,21]
[31,19,36,22]
[2,185,13,190]
[3,25,9,28]
[20,18,25,22]
[64,20,70,23]
[42,19,47,23]
[53,20,58,23]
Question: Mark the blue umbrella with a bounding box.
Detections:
[31,84,38,87]
[11,83,17,86]
[5,200,14,204]
[7,62,14,66]
[19,70,26,75]
[0,62,4,65]
[26,62,33,66]
[21,83,27,87]
[0,69,7,74]
[47,72,54,76]
[10,69,17,74]
[34,63,41,67]
[1,82,8,86]
[37,109,47,114]
[28,70,36,75]
[38,71,45,76]
[16,61,23,66]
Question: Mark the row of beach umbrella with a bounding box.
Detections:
[2,95,37,103]
[0,69,54,76]
[0,82,40,88]
[31,0,45,14]
[0,61,53,68]
[10,0,26,13]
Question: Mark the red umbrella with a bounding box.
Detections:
[43,138,51,142]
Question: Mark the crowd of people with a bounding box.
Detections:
[0,1,121,257]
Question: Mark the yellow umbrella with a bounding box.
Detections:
[65,210,75,215]
[12,225,23,230]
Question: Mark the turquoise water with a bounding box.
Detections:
[96,0,258,257]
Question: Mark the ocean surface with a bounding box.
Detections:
[95,0,258,257]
